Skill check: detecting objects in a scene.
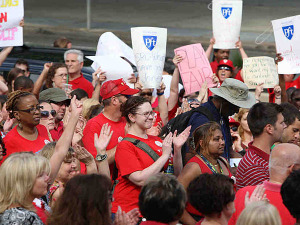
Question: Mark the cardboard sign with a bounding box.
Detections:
[91,32,136,71]
[131,27,167,89]
[174,44,214,95]
[0,0,24,47]
[212,0,243,49]
[86,55,134,88]
[243,57,279,89]
[272,15,300,74]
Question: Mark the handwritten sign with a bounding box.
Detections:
[131,27,167,89]
[243,57,279,89]
[213,0,242,49]
[91,32,136,71]
[0,0,23,47]
[272,15,300,74]
[86,55,134,88]
[174,44,214,95]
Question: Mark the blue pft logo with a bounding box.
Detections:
[221,7,232,19]
[282,25,294,40]
[143,36,157,51]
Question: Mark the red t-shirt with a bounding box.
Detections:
[3,124,51,161]
[111,134,170,213]
[140,221,168,225]
[50,121,64,141]
[268,78,300,103]
[69,73,94,98]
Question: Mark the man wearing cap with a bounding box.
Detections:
[82,79,139,174]
[187,78,256,161]
[64,49,94,98]
[236,102,286,190]
[39,88,70,141]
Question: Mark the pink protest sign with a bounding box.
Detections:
[174,44,214,95]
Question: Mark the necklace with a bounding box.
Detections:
[200,154,223,174]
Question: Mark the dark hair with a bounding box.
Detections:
[247,102,284,138]
[121,96,150,123]
[190,122,222,154]
[46,63,68,88]
[13,76,34,91]
[188,173,234,216]
[0,95,7,110]
[86,104,103,120]
[281,169,300,220]
[291,89,300,110]
[164,56,176,75]
[280,103,300,126]
[53,37,71,48]
[70,89,88,100]
[7,68,24,92]
[287,87,297,103]
[6,91,34,118]
[102,98,111,107]
[139,174,187,223]
[48,174,112,225]
[14,59,30,71]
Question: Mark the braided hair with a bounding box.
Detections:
[6,91,33,118]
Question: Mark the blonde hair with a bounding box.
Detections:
[40,142,75,162]
[0,152,50,212]
[236,201,281,225]
[82,98,100,120]
[237,108,249,142]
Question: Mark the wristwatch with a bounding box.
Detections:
[95,153,108,162]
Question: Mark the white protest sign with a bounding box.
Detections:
[91,32,136,71]
[272,15,300,74]
[243,56,279,89]
[131,27,167,89]
[86,55,134,88]
[212,0,242,49]
[0,0,23,47]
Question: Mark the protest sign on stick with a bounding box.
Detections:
[272,15,300,74]
[243,56,279,89]
[0,0,24,47]
[213,0,243,49]
[91,32,136,71]
[86,55,134,88]
[131,27,167,89]
[174,43,214,95]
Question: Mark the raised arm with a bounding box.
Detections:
[92,67,106,100]
[156,82,168,125]
[235,38,248,59]
[33,62,52,98]
[205,37,215,59]
[0,47,13,66]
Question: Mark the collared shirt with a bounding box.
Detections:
[69,73,94,98]
[236,142,270,190]
[50,121,64,141]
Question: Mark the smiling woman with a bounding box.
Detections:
[2,91,51,161]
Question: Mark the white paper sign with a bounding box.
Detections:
[230,158,242,167]
[212,0,242,49]
[91,32,136,71]
[272,15,300,74]
[86,55,134,88]
[243,56,279,89]
[0,0,24,47]
[131,27,167,89]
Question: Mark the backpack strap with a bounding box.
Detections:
[122,137,160,161]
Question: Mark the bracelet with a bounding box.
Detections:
[95,153,107,162]
[157,91,164,96]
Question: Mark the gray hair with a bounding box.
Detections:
[64,49,84,63]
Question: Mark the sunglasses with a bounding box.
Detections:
[140,92,152,97]
[41,110,56,118]
[230,126,238,132]
[187,98,200,104]
[219,66,231,71]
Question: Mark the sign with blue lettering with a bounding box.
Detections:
[143,36,157,51]
[282,25,294,40]
[221,7,232,19]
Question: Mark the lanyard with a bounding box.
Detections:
[200,154,223,174]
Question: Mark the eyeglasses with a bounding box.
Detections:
[219,66,231,71]
[41,110,56,118]
[140,92,152,97]
[17,105,43,114]
[230,126,238,132]
[55,74,68,78]
[136,111,155,118]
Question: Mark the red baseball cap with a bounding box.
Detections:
[100,78,139,100]
[229,117,240,126]
[218,59,234,69]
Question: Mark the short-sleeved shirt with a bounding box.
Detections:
[49,121,64,141]
[0,207,44,225]
[236,142,270,190]
[69,73,94,98]
[3,124,51,161]
[111,134,169,213]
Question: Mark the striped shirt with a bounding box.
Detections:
[236,142,270,190]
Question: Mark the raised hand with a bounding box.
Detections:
[244,185,267,207]
[92,67,106,86]
[94,123,113,154]
[173,126,191,149]
[162,132,173,157]
[173,54,183,68]
[69,95,83,116]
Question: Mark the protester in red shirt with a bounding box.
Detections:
[111,96,190,214]
[64,49,94,98]
[215,59,234,85]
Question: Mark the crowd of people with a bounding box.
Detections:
[0,30,300,225]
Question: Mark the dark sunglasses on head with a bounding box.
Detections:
[41,110,56,118]
[219,66,231,71]
[140,92,152,97]
[230,126,238,132]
